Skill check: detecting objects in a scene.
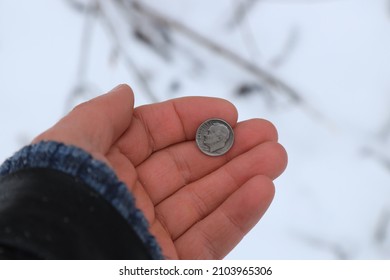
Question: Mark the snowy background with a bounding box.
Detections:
[1,0,390,259]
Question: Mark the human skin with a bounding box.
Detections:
[33,84,288,259]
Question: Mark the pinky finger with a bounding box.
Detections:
[174,175,275,260]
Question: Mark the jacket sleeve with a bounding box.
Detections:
[0,141,163,260]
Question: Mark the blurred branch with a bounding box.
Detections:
[115,0,205,75]
[378,120,390,143]
[362,147,390,172]
[374,208,390,245]
[114,0,173,61]
[66,0,332,126]
[66,0,159,103]
[65,0,97,13]
[269,26,300,69]
[97,0,159,103]
[132,1,331,124]
[227,0,346,29]
[228,0,261,27]
[388,0,390,18]
[227,0,345,28]
[233,3,263,65]
[65,0,99,111]
[295,233,350,259]
[132,1,300,101]
[230,2,301,69]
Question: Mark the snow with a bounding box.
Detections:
[1,0,390,259]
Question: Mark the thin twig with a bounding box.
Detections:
[235,2,263,64]
[97,0,159,103]
[65,0,98,111]
[374,209,390,244]
[269,26,300,69]
[228,0,261,27]
[132,1,334,126]
[116,0,205,76]
[132,1,301,102]
[65,0,96,13]
[294,232,350,259]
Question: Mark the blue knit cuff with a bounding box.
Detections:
[0,141,163,260]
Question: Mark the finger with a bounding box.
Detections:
[174,175,275,259]
[115,96,238,165]
[33,84,134,155]
[155,141,287,240]
[137,119,278,204]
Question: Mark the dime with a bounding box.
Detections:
[196,118,234,156]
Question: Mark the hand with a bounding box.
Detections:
[33,84,287,259]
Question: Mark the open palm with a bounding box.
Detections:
[34,85,287,259]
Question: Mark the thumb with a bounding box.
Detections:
[33,84,135,155]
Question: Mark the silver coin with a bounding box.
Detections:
[196,118,234,156]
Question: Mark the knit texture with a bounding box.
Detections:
[0,141,163,259]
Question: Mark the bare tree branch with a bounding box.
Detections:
[115,0,205,76]
[227,0,345,28]
[294,232,350,259]
[65,0,97,13]
[388,0,390,18]
[132,1,301,102]
[114,0,173,61]
[374,208,390,245]
[66,0,332,127]
[65,0,99,111]
[269,26,300,69]
[233,3,263,65]
[97,0,159,103]
[228,0,261,28]
[132,1,333,126]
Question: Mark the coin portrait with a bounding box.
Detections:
[196,119,234,156]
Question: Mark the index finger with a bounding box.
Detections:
[115,96,238,165]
